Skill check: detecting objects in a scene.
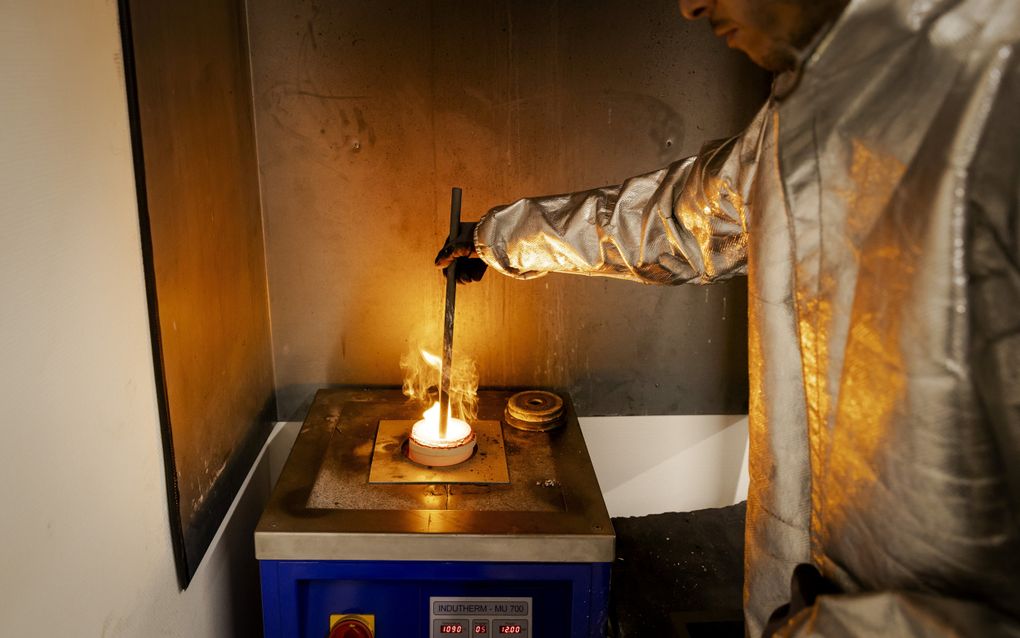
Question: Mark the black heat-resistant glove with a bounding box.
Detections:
[763,563,841,637]
[434,221,487,284]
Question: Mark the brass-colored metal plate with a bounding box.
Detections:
[369,420,509,484]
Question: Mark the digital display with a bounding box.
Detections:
[430,597,530,638]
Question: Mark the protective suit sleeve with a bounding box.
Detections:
[473,107,766,285]
[966,51,1020,523]
[773,592,1020,637]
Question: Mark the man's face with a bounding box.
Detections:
[679,0,846,71]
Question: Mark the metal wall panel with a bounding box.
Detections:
[122,0,276,585]
[247,0,770,418]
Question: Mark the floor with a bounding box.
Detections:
[610,503,746,637]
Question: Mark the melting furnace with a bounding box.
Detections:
[256,387,614,638]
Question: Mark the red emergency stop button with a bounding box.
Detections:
[329,616,374,638]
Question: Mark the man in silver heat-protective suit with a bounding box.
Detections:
[436,0,1020,635]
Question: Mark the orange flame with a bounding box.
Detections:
[400,345,478,422]
[411,402,473,447]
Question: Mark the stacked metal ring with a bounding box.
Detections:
[504,390,565,432]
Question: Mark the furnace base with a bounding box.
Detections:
[256,388,614,638]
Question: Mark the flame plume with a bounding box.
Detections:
[400,345,478,422]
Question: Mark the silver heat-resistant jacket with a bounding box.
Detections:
[474,0,1020,635]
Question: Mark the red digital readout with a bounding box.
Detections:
[498,626,522,635]
[474,624,489,634]
[440,624,464,634]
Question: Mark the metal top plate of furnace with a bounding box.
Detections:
[256,388,615,564]
[307,401,565,512]
[369,420,509,484]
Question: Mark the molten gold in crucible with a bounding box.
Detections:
[407,402,476,466]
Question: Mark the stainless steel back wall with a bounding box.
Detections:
[246,0,770,418]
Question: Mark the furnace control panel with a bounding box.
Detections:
[429,597,532,637]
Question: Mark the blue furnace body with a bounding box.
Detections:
[256,388,615,638]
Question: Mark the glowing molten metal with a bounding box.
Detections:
[408,402,476,466]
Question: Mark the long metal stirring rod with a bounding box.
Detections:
[439,187,462,439]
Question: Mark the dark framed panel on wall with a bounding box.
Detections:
[117,0,276,587]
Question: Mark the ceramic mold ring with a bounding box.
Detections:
[505,390,565,431]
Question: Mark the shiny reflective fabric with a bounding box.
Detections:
[474,0,1020,634]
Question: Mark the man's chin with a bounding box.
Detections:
[744,45,797,73]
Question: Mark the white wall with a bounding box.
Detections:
[581,415,749,518]
[0,2,271,636]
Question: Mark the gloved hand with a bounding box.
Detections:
[763,563,841,637]
[435,221,487,284]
